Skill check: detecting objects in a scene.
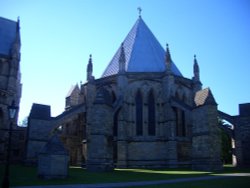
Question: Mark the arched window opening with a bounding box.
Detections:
[181,111,185,136]
[113,109,120,137]
[136,90,143,136]
[183,94,187,104]
[148,90,155,136]
[0,108,3,117]
[175,91,182,101]
[113,141,118,166]
[111,91,117,104]
[0,108,3,126]
[173,107,186,137]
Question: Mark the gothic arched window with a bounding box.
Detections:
[148,90,156,135]
[0,108,3,126]
[175,91,182,101]
[136,90,143,136]
[111,91,117,104]
[173,107,186,137]
[113,109,120,137]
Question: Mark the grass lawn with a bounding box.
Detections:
[0,164,249,187]
[129,177,250,188]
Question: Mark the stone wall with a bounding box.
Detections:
[192,104,222,171]
[86,86,114,171]
[86,102,113,171]
[0,17,22,162]
[26,118,53,164]
[234,103,250,167]
[127,140,168,168]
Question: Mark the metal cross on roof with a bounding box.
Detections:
[137,7,142,17]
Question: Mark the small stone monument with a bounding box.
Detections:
[38,134,69,179]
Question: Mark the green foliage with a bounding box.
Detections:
[18,116,28,127]
[218,118,233,164]
[221,131,232,164]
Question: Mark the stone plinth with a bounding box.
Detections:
[38,134,69,179]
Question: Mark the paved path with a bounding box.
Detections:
[14,173,250,188]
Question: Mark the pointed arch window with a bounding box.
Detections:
[111,91,117,104]
[113,109,120,137]
[173,107,186,137]
[148,90,156,135]
[136,90,143,136]
[0,108,3,126]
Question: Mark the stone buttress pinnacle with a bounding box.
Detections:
[119,43,126,73]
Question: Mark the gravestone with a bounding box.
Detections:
[38,134,69,179]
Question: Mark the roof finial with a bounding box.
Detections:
[137,7,142,18]
[16,16,20,32]
[166,43,171,60]
[166,43,172,73]
[89,54,92,63]
[119,42,126,73]
[193,54,200,81]
[87,54,93,81]
[194,54,198,65]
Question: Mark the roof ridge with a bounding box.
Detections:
[0,16,17,23]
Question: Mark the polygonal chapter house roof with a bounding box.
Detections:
[0,17,18,56]
[102,16,182,77]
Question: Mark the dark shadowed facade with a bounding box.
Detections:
[26,16,250,171]
[0,17,24,163]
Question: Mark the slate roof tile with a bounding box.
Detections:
[102,17,182,77]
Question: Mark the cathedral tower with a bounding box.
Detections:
[0,17,22,161]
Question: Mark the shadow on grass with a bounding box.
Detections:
[0,164,249,187]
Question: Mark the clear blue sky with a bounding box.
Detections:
[1,0,250,123]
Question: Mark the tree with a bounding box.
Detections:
[19,116,28,127]
[218,118,232,164]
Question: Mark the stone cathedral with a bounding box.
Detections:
[26,15,224,171]
[0,17,24,163]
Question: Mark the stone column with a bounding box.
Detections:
[86,89,114,172]
[192,104,222,171]
[166,104,178,168]
[234,103,250,167]
[167,121,178,168]
[116,107,128,168]
[117,140,128,168]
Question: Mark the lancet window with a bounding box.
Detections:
[173,107,186,137]
[135,90,143,136]
[113,109,120,137]
[148,90,156,135]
